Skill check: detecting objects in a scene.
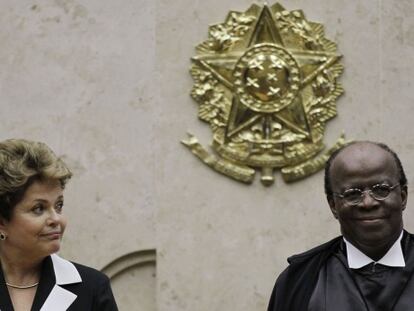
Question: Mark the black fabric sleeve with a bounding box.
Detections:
[267,268,289,311]
[92,274,118,311]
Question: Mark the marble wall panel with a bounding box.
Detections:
[0,0,156,308]
[156,1,414,310]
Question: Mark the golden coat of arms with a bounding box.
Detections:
[182,3,347,186]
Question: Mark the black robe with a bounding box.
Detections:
[267,231,414,311]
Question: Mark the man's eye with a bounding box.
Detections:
[372,184,391,197]
[343,189,362,200]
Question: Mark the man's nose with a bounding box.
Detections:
[359,190,379,207]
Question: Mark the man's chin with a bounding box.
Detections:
[350,231,396,249]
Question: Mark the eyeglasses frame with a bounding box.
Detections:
[333,183,402,205]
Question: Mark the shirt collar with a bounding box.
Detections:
[344,231,405,269]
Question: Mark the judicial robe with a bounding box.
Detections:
[0,254,118,311]
[267,231,414,311]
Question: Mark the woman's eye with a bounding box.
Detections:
[55,201,64,213]
[32,205,44,215]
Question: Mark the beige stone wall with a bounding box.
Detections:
[1,1,414,310]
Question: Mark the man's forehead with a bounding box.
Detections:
[337,142,386,157]
[331,142,398,175]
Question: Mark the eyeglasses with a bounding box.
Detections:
[333,183,401,205]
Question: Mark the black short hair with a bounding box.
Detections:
[324,141,407,201]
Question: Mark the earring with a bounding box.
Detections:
[0,232,7,240]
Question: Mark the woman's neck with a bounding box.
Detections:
[0,249,42,285]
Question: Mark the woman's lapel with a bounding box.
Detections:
[31,255,82,311]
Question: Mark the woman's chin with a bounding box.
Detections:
[44,241,61,255]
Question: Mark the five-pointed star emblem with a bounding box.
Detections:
[192,5,341,142]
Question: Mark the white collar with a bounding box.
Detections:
[344,231,405,269]
[39,254,82,311]
[50,254,82,285]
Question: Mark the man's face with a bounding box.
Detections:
[329,143,407,251]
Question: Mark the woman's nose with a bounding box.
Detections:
[46,209,61,225]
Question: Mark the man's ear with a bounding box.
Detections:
[401,184,408,211]
[328,196,338,219]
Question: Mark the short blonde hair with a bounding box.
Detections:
[0,139,72,220]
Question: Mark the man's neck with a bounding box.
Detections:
[347,230,403,262]
[360,244,393,262]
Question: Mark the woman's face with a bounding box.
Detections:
[1,178,67,260]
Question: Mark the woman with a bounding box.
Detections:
[0,139,118,310]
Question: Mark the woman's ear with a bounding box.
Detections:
[0,215,9,232]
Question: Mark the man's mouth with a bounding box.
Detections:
[354,216,387,224]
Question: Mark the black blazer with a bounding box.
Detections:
[0,254,118,311]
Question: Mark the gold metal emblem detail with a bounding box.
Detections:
[182,3,348,186]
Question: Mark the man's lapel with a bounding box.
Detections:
[36,254,82,311]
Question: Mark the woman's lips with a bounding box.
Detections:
[41,231,62,239]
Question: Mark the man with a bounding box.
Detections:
[267,141,414,311]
